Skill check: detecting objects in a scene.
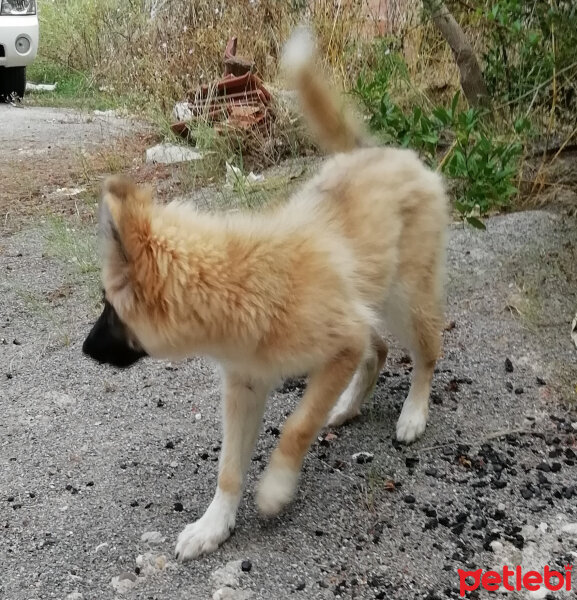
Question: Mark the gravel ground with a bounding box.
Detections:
[1,109,576,600]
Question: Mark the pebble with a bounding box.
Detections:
[140,531,165,545]
[241,559,252,572]
[195,413,202,421]
[66,594,83,600]
[561,523,577,536]
[504,358,514,372]
[136,552,170,575]
[489,540,503,552]
[213,588,254,600]
[212,560,244,589]
[111,572,138,593]
[352,452,374,464]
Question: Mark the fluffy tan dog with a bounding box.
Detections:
[82,27,448,560]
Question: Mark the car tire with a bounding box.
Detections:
[0,66,26,101]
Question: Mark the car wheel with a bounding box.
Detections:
[0,66,26,101]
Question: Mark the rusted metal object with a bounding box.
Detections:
[171,36,271,140]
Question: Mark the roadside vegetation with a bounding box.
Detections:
[25,0,577,224]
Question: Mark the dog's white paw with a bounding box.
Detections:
[256,465,298,517]
[175,512,234,561]
[396,402,428,443]
[174,492,237,562]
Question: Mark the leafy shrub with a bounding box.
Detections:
[481,0,577,115]
[354,66,525,227]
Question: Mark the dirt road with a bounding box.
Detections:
[1,106,576,600]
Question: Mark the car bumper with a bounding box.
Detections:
[0,15,39,68]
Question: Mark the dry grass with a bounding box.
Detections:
[0,132,162,232]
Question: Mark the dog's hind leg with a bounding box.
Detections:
[256,343,363,516]
[395,303,442,444]
[175,371,271,561]
[326,332,388,427]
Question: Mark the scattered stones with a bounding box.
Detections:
[140,531,165,545]
[352,452,374,464]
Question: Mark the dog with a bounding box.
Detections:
[82,27,448,561]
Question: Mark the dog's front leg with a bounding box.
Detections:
[175,370,270,561]
[256,344,363,516]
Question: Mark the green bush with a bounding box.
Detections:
[481,0,577,114]
[354,62,525,227]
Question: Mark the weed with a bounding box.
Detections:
[44,216,99,275]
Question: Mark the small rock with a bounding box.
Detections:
[295,581,306,591]
[514,387,524,395]
[352,452,374,464]
[140,531,165,545]
[521,487,533,500]
[536,377,546,386]
[561,523,577,536]
[212,560,244,589]
[94,542,109,553]
[174,502,184,512]
[12,339,21,345]
[111,572,138,593]
[490,540,503,553]
[195,413,202,421]
[241,559,252,572]
[403,494,416,504]
[504,358,514,372]
[146,143,210,165]
[213,588,254,600]
[66,594,83,600]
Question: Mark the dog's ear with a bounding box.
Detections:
[99,176,153,264]
[99,181,127,264]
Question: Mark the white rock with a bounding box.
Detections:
[213,588,254,600]
[111,572,137,593]
[527,588,548,600]
[141,531,165,545]
[26,82,57,92]
[195,413,202,421]
[66,593,83,600]
[146,143,207,165]
[351,451,374,463]
[136,552,171,575]
[497,503,506,512]
[561,523,577,535]
[94,542,109,553]
[173,101,193,121]
[211,560,244,589]
[490,540,503,552]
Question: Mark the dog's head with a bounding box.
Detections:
[82,176,163,369]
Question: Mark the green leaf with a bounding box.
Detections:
[466,216,486,230]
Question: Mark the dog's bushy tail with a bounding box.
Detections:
[281,26,370,154]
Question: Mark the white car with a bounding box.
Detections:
[0,0,38,100]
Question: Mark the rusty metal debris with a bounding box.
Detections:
[171,36,272,140]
